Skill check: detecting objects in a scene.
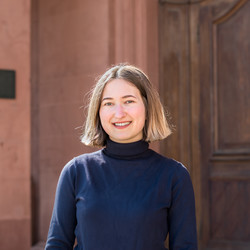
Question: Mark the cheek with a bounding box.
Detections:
[138,104,146,118]
[99,108,110,127]
[133,105,146,125]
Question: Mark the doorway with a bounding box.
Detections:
[159,0,250,249]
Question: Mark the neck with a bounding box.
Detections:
[103,138,150,159]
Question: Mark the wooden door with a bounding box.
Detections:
[159,0,250,249]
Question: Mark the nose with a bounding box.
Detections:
[114,104,126,118]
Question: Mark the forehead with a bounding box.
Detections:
[102,79,141,97]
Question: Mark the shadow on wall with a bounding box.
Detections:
[31,241,45,250]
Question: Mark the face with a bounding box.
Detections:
[99,79,146,144]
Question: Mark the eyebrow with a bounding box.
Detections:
[101,95,137,102]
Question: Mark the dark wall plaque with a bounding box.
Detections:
[0,69,16,99]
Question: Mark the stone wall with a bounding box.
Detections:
[0,0,159,248]
[0,0,31,249]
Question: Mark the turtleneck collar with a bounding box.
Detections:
[103,138,150,159]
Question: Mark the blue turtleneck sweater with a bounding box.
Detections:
[45,139,197,250]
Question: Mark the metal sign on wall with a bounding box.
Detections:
[0,69,16,99]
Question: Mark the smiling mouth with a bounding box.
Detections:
[113,121,131,127]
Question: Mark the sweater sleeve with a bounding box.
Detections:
[168,164,198,250]
[45,159,77,249]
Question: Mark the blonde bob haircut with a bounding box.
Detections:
[81,63,171,147]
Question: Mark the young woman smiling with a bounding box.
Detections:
[45,64,197,250]
[99,78,146,144]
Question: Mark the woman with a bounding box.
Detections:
[45,64,197,249]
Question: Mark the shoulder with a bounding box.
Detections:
[60,150,103,177]
[149,150,191,180]
[74,149,104,165]
[149,150,188,171]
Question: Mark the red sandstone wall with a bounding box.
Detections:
[0,0,31,249]
[31,0,159,245]
[31,0,112,242]
[0,0,159,247]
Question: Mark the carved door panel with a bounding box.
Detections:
[159,0,250,249]
[198,0,250,249]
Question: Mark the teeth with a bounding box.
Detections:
[114,122,131,126]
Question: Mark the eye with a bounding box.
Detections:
[103,102,113,106]
[125,100,135,104]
